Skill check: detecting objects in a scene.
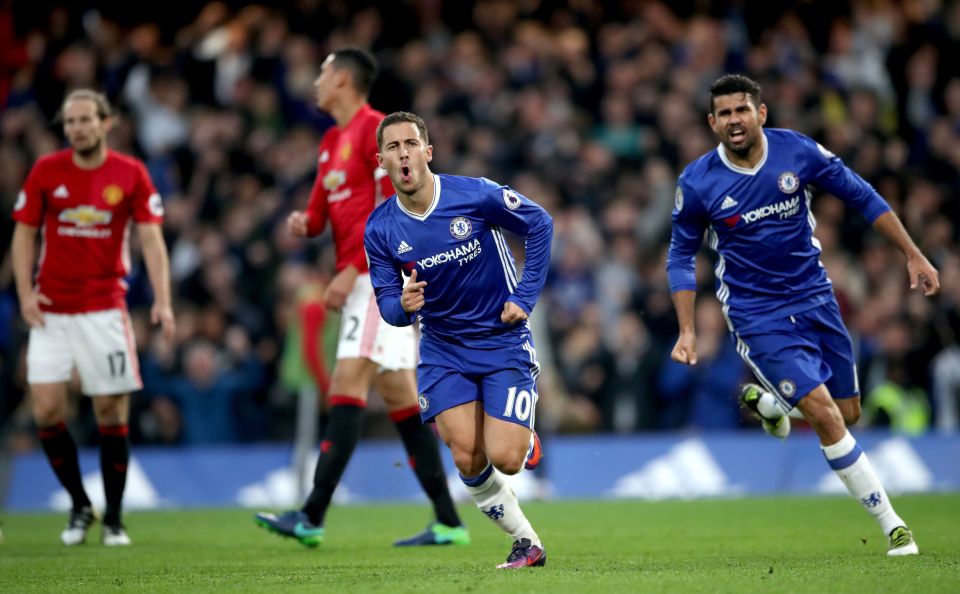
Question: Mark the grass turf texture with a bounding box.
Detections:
[2,494,958,593]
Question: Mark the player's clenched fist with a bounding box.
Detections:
[286,211,310,237]
[670,331,698,366]
[401,268,427,313]
[500,301,528,324]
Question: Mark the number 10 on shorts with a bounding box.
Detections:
[503,386,534,422]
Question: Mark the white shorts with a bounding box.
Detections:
[27,308,142,396]
[337,273,416,371]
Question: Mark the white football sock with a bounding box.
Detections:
[822,431,905,535]
[461,464,540,547]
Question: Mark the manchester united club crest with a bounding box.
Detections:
[339,142,352,161]
[450,216,472,239]
[778,171,799,194]
[103,184,124,206]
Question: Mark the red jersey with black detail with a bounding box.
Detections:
[304,104,394,273]
[13,149,164,313]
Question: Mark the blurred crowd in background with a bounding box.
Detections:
[1,0,958,450]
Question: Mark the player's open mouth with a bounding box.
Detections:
[400,165,411,180]
[728,129,746,142]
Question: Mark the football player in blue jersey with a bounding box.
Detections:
[364,111,552,569]
[667,74,940,556]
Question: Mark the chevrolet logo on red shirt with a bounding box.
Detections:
[59,206,113,227]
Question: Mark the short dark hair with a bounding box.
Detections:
[376,111,429,149]
[59,88,112,121]
[709,74,762,113]
[330,47,378,95]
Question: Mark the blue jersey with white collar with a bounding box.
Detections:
[364,174,553,347]
[667,128,890,332]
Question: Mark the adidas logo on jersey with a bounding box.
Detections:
[53,184,70,198]
[720,196,738,210]
[397,240,413,254]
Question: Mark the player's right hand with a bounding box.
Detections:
[671,331,698,366]
[20,288,52,329]
[401,268,426,313]
[286,211,309,237]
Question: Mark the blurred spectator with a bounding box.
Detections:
[142,327,264,445]
[863,359,931,436]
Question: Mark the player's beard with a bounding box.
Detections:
[723,129,755,159]
[73,135,104,159]
[395,164,426,198]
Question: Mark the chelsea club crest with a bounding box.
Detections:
[778,171,799,194]
[450,216,472,239]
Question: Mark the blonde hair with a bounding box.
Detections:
[60,89,112,120]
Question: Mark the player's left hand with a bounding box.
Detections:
[671,331,698,366]
[501,301,528,324]
[907,253,940,296]
[324,266,359,312]
[151,302,176,343]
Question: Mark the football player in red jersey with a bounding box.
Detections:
[255,48,467,547]
[11,89,175,547]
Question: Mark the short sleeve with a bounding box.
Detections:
[12,163,46,226]
[131,160,163,224]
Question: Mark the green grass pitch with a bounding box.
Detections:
[2,494,958,593]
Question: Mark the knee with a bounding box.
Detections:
[486,444,527,476]
[804,401,845,431]
[31,400,62,427]
[92,399,127,425]
[450,444,487,477]
[841,400,862,425]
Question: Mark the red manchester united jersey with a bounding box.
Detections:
[13,149,164,313]
[304,104,394,272]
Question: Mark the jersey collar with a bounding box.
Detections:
[716,130,768,176]
[396,173,440,221]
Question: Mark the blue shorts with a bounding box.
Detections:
[733,300,859,410]
[416,331,540,429]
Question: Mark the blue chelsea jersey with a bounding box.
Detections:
[667,128,891,332]
[364,174,553,347]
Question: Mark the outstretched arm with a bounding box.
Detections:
[872,211,940,296]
